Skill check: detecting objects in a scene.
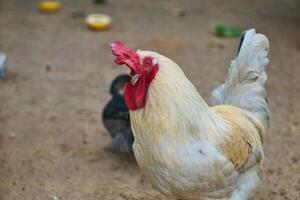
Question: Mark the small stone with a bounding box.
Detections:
[83,138,89,144]
[279,188,287,197]
[52,196,60,200]
[291,156,298,163]
[172,8,186,17]
[93,0,106,4]
[297,42,300,51]
[46,65,52,72]
[9,132,15,139]
[290,123,298,134]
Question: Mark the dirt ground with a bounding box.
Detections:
[0,0,299,199]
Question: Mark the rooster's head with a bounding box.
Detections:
[111,41,159,111]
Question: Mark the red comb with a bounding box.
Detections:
[111,41,140,74]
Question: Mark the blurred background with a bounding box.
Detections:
[0,0,299,199]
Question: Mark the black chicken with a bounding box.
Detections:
[102,74,134,152]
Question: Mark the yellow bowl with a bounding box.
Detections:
[86,14,112,30]
[38,1,62,13]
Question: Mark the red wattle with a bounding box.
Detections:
[124,77,147,110]
[124,65,158,110]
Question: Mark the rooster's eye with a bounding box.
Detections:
[143,57,152,67]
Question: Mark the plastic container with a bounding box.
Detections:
[86,14,111,30]
[38,1,62,13]
[93,0,106,4]
[215,25,243,37]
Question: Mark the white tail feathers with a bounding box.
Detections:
[212,29,270,140]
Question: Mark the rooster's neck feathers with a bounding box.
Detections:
[130,51,227,144]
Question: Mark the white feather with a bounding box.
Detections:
[212,29,270,140]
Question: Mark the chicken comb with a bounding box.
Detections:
[111,41,140,74]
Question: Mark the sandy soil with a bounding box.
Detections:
[0,0,299,199]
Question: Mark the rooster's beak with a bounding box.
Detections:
[130,74,140,85]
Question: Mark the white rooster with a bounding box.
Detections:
[111,29,270,200]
